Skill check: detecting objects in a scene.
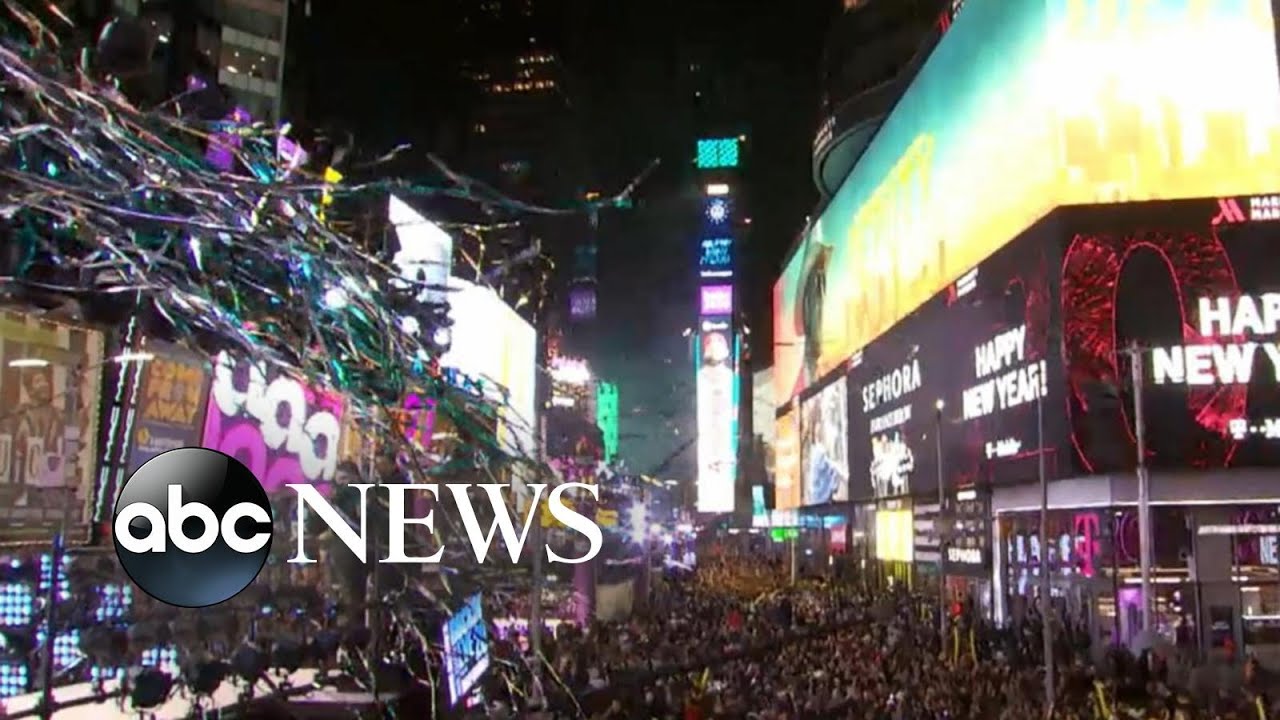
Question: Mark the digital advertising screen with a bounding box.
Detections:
[125,342,210,474]
[700,285,734,316]
[442,593,490,707]
[0,312,103,544]
[774,408,801,510]
[203,352,345,495]
[874,509,913,563]
[389,194,453,307]
[800,376,849,505]
[1061,197,1280,472]
[846,225,1066,501]
[774,0,1280,405]
[695,325,739,513]
[699,237,734,279]
[442,278,538,462]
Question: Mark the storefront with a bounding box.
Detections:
[942,487,993,618]
[913,501,942,594]
[993,470,1280,666]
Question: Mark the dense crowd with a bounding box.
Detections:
[474,557,1278,719]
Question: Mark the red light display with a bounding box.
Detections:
[1061,198,1280,472]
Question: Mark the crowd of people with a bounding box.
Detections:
[474,556,1277,719]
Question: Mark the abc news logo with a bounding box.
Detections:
[114,447,601,608]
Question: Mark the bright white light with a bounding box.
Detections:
[550,357,591,385]
[432,325,452,349]
[706,199,728,223]
[627,504,647,544]
[8,358,49,368]
[936,399,945,411]
[705,183,730,196]
[112,352,155,364]
[322,286,349,310]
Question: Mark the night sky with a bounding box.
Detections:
[297,0,839,474]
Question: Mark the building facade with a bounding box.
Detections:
[774,0,1280,665]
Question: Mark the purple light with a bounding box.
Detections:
[205,107,251,172]
[700,285,733,315]
[569,286,596,320]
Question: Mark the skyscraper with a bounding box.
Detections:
[119,0,292,121]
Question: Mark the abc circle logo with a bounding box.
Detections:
[113,447,274,608]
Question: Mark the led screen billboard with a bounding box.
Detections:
[800,376,849,505]
[696,326,738,512]
[125,342,210,474]
[700,285,733,316]
[389,194,452,307]
[203,352,345,495]
[0,313,103,543]
[774,408,801,510]
[846,224,1065,501]
[774,0,1280,404]
[442,278,538,462]
[443,593,490,706]
[1061,198,1280,472]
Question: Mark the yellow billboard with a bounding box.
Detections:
[773,409,801,510]
[774,0,1280,402]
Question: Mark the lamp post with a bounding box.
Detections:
[935,399,947,651]
[1122,341,1153,634]
[1037,392,1053,712]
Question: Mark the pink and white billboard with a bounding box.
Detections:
[202,352,345,495]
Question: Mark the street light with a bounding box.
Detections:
[935,399,947,652]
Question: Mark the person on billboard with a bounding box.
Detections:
[9,363,64,488]
[697,332,734,475]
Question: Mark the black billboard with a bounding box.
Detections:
[1061,197,1280,473]
[846,218,1067,502]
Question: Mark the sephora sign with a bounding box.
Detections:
[203,353,344,494]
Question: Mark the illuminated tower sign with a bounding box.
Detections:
[596,381,619,463]
[694,137,741,514]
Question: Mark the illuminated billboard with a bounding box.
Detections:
[699,237,733,278]
[700,285,734,316]
[696,137,740,169]
[874,509,914,563]
[203,352,345,494]
[442,278,537,462]
[843,221,1065,501]
[696,327,739,512]
[1062,198,1280,472]
[774,0,1280,403]
[0,313,103,544]
[389,194,453,307]
[596,381,619,462]
[774,409,801,510]
[800,377,849,505]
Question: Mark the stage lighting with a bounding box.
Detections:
[35,629,81,671]
[129,667,173,709]
[271,639,303,675]
[93,584,132,622]
[231,644,268,683]
[140,645,179,677]
[0,583,34,626]
[0,661,28,697]
[37,554,70,602]
[184,660,229,696]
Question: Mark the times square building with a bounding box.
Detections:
[774,0,1280,665]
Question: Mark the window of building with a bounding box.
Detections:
[219,45,278,82]
[217,0,283,41]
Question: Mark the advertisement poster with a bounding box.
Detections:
[775,0,1280,404]
[845,225,1065,501]
[442,593,490,706]
[202,352,345,495]
[126,344,210,474]
[0,312,104,544]
[800,376,849,505]
[1062,198,1280,471]
[774,409,801,510]
[695,326,738,513]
